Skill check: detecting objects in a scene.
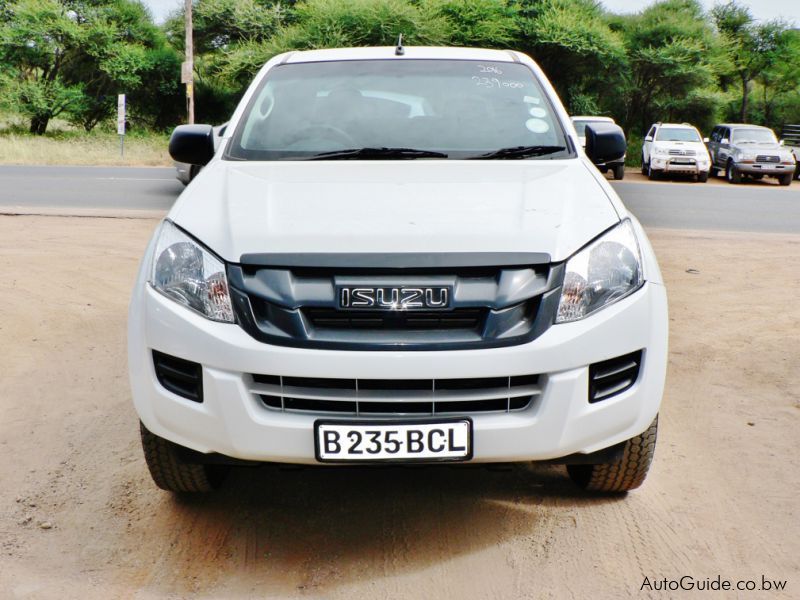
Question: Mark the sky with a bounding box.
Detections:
[142,0,800,26]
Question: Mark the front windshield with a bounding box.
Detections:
[731,128,777,144]
[655,127,701,142]
[227,59,570,160]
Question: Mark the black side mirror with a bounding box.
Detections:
[585,122,626,165]
[169,124,216,166]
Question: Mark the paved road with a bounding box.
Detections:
[0,166,181,211]
[615,180,800,233]
[1,165,799,232]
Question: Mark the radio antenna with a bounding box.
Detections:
[395,34,405,56]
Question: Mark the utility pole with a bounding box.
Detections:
[183,0,194,124]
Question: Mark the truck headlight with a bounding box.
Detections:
[556,219,643,323]
[653,147,668,156]
[150,220,234,323]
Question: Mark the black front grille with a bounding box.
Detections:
[589,351,642,403]
[228,262,563,351]
[251,373,540,415]
[153,351,203,402]
[303,307,486,330]
[756,155,780,163]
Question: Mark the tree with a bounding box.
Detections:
[61,0,183,131]
[514,0,626,115]
[0,0,86,133]
[421,0,518,49]
[215,0,451,90]
[712,1,789,122]
[612,0,721,134]
[0,0,183,134]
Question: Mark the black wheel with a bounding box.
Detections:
[778,173,793,186]
[697,171,709,183]
[647,163,660,180]
[140,422,229,493]
[640,155,647,175]
[567,416,658,493]
[612,164,625,180]
[726,161,741,184]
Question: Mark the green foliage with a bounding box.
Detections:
[713,1,795,123]
[515,0,626,114]
[612,0,721,135]
[215,0,450,87]
[422,0,518,48]
[0,0,182,134]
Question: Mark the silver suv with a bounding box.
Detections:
[707,124,795,186]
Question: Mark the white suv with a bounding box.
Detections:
[129,47,668,495]
[642,122,711,182]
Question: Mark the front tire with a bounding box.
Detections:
[567,416,658,493]
[612,164,625,180]
[648,164,660,180]
[697,171,709,183]
[726,161,741,184]
[140,422,229,493]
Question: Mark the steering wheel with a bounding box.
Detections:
[288,125,357,148]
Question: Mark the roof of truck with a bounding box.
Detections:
[282,46,523,64]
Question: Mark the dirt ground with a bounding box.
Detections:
[0,215,798,599]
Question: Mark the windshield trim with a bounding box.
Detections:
[223,58,576,162]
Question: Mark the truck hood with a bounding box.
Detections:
[170,159,620,264]
[734,141,784,151]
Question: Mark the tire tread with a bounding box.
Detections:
[139,422,224,493]
[567,416,658,493]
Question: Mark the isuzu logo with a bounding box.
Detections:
[338,286,451,310]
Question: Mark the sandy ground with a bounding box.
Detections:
[0,215,798,599]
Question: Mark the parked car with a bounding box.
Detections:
[131,46,668,495]
[707,123,795,186]
[571,115,626,179]
[780,124,800,180]
[641,122,711,182]
[175,123,227,184]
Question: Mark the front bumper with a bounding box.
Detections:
[651,156,708,174]
[129,273,668,464]
[735,162,794,176]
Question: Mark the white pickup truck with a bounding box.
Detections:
[129,46,668,496]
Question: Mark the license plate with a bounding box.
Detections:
[315,419,472,463]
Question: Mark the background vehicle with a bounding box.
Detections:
[132,46,667,497]
[641,122,711,182]
[781,124,800,180]
[571,116,625,179]
[707,124,795,186]
[175,123,227,184]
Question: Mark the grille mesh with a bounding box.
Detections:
[251,373,540,415]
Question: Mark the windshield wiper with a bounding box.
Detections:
[306,147,448,160]
[469,145,567,160]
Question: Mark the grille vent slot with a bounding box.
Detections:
[589,350,642,403]
[153,351,203,403]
